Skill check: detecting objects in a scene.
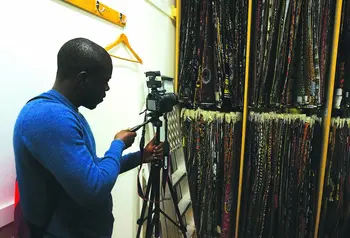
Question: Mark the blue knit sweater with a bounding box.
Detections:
[13,89,140,237]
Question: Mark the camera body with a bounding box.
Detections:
[145,71,178,114]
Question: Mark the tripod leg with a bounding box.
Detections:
[145,164,162,238]
[145,186,155,238]
[136,168,154,238]
[153,166,161,237]
[167,178,188,237]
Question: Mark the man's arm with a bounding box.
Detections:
[120,151,142,173]
[21,105,125,208]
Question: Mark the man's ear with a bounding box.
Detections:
[76,71,88,87]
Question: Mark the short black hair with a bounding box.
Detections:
[57,38,112,79]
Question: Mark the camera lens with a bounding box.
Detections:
[163,93,178,105]
[159,93,178,113]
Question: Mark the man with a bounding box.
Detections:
[13,38,163,237]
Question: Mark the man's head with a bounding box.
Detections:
[54,38,113,110]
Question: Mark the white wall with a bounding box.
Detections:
[0,0,175,236]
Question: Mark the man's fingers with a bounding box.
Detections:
[153,148,163,153]
[153,150,163,157]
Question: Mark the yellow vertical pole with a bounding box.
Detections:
[314,0,343,237]
[235,0,253,237]
[174,0,181,94]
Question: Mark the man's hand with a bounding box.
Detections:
[143,136,164,163]
[114,130,137,149]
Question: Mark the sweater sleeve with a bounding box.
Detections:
[21,105,125,207]
[120,151,142,173]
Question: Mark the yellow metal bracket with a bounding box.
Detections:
[174,0,181,94]
[171,6,177,18]
[62,0,127,27]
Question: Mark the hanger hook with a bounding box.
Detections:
[96,1,105,13]
[119,13,127,24]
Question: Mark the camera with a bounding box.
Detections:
[145,71,178,114]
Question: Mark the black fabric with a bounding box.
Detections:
[181,109,242,237]
[248,0,336,109]
[177,0,247,111]
[177,1,344,238]
[333,0,350,113]
[239,112,320,238]
[319,119,350,237]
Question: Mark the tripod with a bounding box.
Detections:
[136,114,187,238]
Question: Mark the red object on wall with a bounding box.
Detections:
[14,180,20,209]
[13,179,30,238]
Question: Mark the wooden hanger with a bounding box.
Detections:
[105,34,143,64]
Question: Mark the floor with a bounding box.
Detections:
[0,222,14,238]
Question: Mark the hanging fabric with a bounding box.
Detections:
[323,3,350,234]
[239,112,322,237]
[180,109,242,237]
[249,0,336,109]
[333,0,350,111]
[319,118,350,237]
[177,0,247,110]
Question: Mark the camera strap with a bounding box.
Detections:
[137,112,147,200]
[136,113,169,203]
[136,113,167,203]
[161,114,170,194]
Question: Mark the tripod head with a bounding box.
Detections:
[129,112,162,133]
[148,112,163,127]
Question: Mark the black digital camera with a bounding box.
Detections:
[145,71,178,114]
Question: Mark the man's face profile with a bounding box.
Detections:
[78,66,112,110]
